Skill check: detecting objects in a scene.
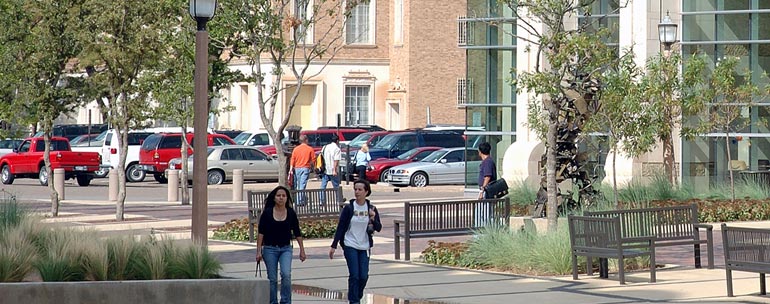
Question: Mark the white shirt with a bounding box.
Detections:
[323,142,341,174]
[344,202,371,250]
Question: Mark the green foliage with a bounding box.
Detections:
[507,180,538,206]
[0,227,37,282]
[168,243,221,279]
[0,196,24,233]
[421,241,472,267]
[213,217,338,242]
[35,229,86,282]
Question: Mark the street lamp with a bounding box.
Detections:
[189,0,217,247]
[658,11,678,53]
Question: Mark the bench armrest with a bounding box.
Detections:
[693,223,713,230]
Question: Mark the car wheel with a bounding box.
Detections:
[207,170,224,185]
[93,168,109,178]
[38,166,49,186]
[153,173,168,184]
[379,169,390,183]
[76,175,92,186]
[1,165,14,185]
[410,172,428,187]
[126,164,146,182]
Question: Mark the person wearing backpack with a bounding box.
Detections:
[329,179,382,304]
[319,134,341,205]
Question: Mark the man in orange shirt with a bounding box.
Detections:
[290,134,315,206]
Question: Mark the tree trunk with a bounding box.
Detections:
[725,134,736,202]
[116,125,128,221]
[612,144,619,208]
[662,133,677,185]
[44,133,60,217]
[546,111,558,232]
[180,126,190,206]
[276,142,289,188]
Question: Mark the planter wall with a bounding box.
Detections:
[0,279,268,304]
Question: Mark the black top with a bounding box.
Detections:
[258,207,303,247]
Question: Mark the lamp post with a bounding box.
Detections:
[658,11,678,56]
[189,0,217,247]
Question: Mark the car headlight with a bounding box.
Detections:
[395,169,409,174]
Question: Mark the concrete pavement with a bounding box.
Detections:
[20,188,770,303]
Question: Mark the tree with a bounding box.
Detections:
[78,0,177,220]
[682,53,767,202]
[588,52,658,206]
[503,0,622,231]
[0,0,88,216]
[219,0,364,186]
[149,0,243,205]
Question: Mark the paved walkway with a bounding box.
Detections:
[24,195,770,303]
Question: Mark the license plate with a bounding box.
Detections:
[74,166,88,171]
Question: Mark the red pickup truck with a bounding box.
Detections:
[0,137,101,186]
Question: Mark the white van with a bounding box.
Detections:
[101,127,193,182]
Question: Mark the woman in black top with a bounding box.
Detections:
[256,186,306,304]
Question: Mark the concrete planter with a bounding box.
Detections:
[0,278,268,304]
[510,216,568,233]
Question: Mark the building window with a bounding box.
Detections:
[345,86,370,125]
[346,0,375,44]
[294,0,313,44]
[394,0,403,45]
[457,78,473,106]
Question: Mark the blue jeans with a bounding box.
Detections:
[262,245,293,304]
[294,168,310,205]
[342,246,369,304]
[319,173,340,205]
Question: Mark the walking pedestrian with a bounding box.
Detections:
[476,142,497,226]
[353,143,371,181]
[290,134,315,206]
[256,186,307,304]
[329,179,382,304]
[319,134,341,205]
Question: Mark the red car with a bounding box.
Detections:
[0,137,101,186]
[365,146,441,183]
[138,133,235,183]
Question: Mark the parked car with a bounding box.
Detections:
[34,124,108,141]
[168,146,279,185]
[388,147,481,187]
[0,137,101,186]
[138,132,235,183]
[258,128,366,155]
[318,125,386,132]
[71,131,109,177]
[232,129,286,147]
[367,130,465,160]
[215,129,244,140]
[365,146,442,183]
[69,133,104,147]
[0,139,22,157]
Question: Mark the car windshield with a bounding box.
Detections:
[94,130,108,141]
[396,148,422,160]
[347,133,372,148]
[233,132,252,145]
[373,134,401,149]
[420,150,449,163]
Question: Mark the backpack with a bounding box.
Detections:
[314,145,326,175]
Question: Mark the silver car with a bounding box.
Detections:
[388,147,481,187]
[169,145,279,185]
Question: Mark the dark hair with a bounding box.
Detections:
[265,185,293,209]
[478,142,491,155]
[331,134,339,142]
[353,179,372,196]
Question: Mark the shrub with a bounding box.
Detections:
[0,195,24,233]
[212,217,338,242]
[421,241,471,267]
[0,226,37,282]
[168,243,221,279]
[106,237,142,280]
[35,229,86,282]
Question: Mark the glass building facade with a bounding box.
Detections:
[460,0,516,189]
[681,0,770,188]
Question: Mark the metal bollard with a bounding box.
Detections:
[108,169,118,201]
[53,168,65,200]
[167,169,179,202]
[233,169,243,201]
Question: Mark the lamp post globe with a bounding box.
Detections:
[658,12,678,51]
[189,0,217,247]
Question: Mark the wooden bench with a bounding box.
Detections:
[722,224,770,297]
[393,198,510,261]
[584,204,714,269]
[247,187,345,242]
[568,215,656,285]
